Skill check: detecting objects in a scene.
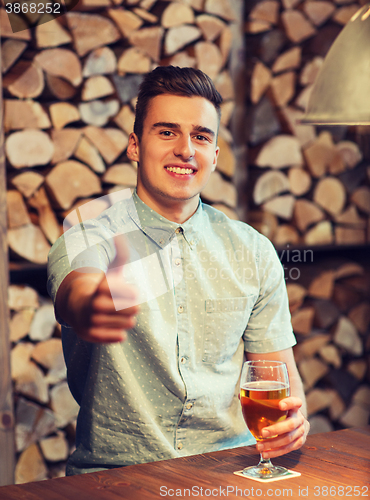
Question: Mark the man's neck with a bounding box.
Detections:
[136,187,199,224]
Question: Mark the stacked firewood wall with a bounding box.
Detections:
[1,0,241,483]
[244,0,370,434]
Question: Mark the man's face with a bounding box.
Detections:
[127,94,220,218]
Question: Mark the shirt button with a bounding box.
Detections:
[177,442,183,450]
[178,305,184,313]
[190,240,195,246]
[186,402,193,410]
[175,227,182,234]
[180,357,187,364]
[159,238,165,245]
[174,258,181,266]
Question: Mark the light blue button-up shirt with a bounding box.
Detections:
[47,189,296,475]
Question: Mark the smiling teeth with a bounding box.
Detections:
[166,167,194,174]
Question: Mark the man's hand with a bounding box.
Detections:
[256,396,310,459]
[56,235,139,343]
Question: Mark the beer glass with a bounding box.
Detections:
[240,360,290,478]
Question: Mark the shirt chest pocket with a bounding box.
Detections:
[202,296,255,365]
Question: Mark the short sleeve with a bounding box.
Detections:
[243,236,296,353]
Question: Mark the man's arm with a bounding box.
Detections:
[246,348,310,459]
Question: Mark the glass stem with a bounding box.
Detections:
[258,454,273,469]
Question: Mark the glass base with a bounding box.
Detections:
[242,463,289,479]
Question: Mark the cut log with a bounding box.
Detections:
[215,136,235,178]
[300,56,324,86]
[348,302,370,334]
[133,7,158,24]
[253,170,290,205]
[281,9,316,43]
[333,5,360,25]
[272,46,301,74]
[0,9,31,41]
[49,102,80,129]
[204,0,236,21]
[161,2,194,27]
[214,71,234,101]
[35,18,72,48]
[66,12,121,57]
[273,225,300,246]
[117,47,151,74]
[291,306,315,335]
[306,388,335,416]
[4,99,51,131]
[304,221,333,246]
[195,14,225,41]
[3,60,44,99]
[299,357,329,389]
[351,187,370,214]
[51,129,82,164]
[35,49,82,87]
[81,75,115,101]
[336,141,362,169]
[288,167,312,196]
[247,211,278,240]
[107,8,143,37]
[245,19,271,33]
[15,397,56,453]
[79,99,120,127]
[249,0,279,24]
[308,270,335,300]
[8,224,51,264]
[335,227,366,245]
[8,285,39,311]
[82,47,117,77]
[255,135,303,169]
[5,129,54,168]
[218,25,233,66]
[303,131,335,178]
[46,74,77,100]
[334,262,365,280]
[31,338,64,371]
[45,160,102,210]
[280,106,316,147]
[294,334,330,361]
[250,61,271,105]
[84,126,128,164]
[340,404,370,428]
[333,316,363,356]
[29,302,57,341]
[15,443,48,484]
[333,283,363,313]
[11,342,34,380]
[201,171,237,207]
[194,41,223,80]
[165,25,201,56]
[295,84,314,112]
[329,391,346,421]
[1,39,27,74]
[263,194,295,220]
[167,50,196,68]
[114,105,135,135]
[220,101,235,126]
[347,360,367,381]
[102,163,137,187]
[286,283,307,313]
[319,344,342,368]
[129,26,164,61]
[303,1,335,27]
[39,432,69,462]
[10,309,35,343]
[50,382,79,428]
[28,187,61,244]
[7,190,31,229]
[313,177,346,216]
[14,360,49,404]
[74,137,106,174]
[271,71,296,107]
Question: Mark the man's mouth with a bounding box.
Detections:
[165,166,195,175]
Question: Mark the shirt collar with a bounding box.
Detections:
[127,189,202,249]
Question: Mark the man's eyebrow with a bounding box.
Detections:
[151,122,215,138]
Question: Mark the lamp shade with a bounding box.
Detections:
[301,4,370,125]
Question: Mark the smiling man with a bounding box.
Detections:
[47,66,309,476]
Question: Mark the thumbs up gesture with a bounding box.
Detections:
[56,233,139,343]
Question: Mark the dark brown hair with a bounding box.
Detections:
[133,66,222,140]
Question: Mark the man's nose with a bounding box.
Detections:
[174,136,195,161]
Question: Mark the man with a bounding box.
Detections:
[47,66,309,475]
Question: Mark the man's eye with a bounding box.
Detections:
[160,130,173,136]
[195,135,207,141]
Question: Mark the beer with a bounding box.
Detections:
[240,380,290,441]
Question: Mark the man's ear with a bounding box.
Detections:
[211,146,220,172]
[127,133,140,163]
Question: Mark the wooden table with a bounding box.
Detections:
[0,427,369,499]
